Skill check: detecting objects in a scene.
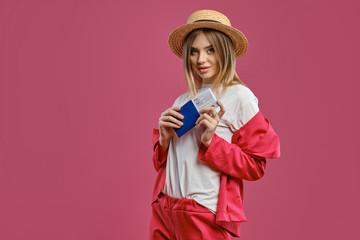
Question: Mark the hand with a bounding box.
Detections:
[158,106,184,151]
[195,100,225,147]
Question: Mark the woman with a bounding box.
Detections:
[149,10,280,240]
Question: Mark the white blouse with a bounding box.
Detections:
[162,84,260,214]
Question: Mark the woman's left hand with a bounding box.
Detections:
[195,100,226,147]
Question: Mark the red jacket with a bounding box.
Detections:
[151,110,280,237]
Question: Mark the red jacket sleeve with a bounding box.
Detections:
[152,129,168,172]
[198,111,280,181]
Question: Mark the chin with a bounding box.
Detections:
[200,73,213,79]
[203,75,215,81]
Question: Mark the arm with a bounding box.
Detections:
[198,134,266,181]
[198,110,280,180]
[152,129,168,172]
[153,105,184,172]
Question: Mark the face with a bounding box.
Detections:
[189,32,219,84]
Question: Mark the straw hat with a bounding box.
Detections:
[168,9,248,58]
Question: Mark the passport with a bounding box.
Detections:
[174,88,219,138]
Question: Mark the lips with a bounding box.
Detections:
[198,66,210,73]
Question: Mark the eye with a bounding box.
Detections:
[190,48,198,55]
[207,48,215,53]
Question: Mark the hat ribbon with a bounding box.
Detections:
[194,19,221,23]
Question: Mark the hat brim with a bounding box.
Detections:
[168,22,248,58]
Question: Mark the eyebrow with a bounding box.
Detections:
[191,45,213,50]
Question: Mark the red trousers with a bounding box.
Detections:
[149,193,233,240]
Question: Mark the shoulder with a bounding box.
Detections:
[222,84,258,108]
[219,84,259,126]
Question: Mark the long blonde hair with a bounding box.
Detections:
[183,28,247,97]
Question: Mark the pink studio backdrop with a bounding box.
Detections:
[0,0,359,239]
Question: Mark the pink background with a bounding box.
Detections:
[1,0,359,239]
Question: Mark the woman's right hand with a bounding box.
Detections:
[158,106,184,151]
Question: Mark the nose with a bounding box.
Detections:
[198,51,206,64]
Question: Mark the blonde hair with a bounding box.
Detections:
[183,28,247,97]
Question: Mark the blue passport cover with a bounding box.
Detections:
[174,100,200,138]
